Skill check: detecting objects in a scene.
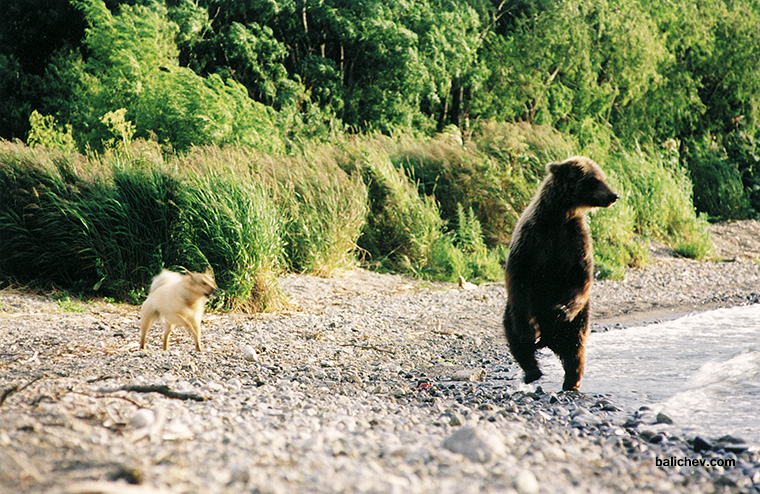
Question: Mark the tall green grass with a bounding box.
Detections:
[260,150,368,276]
[592,147,713,278]
[388,132,514,248]
[352,143,443,273]
[0,148,188,297]
[0,146,101,290]
[0,140,371,309]
[183,172,284,312]
[0,121,715,308]
[0,144,247,308]
[362,122,712,281]
[181,145,368,278]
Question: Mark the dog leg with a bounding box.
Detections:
[139,314,155,350]
[191,321,203,352]
[194,312,204,352]
[188,318,203,352]
[178,314,203,352]
[162,323,175,350]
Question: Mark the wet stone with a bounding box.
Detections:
[655,412,674,425]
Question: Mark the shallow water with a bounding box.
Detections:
[537,304,760,445]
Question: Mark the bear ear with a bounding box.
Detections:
[546,162,561,174]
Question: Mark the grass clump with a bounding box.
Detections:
[333,138,443,274]
[425,204,506,284]
[259,149,368,276]
[0,145,115,291]
[0,141,287,310]
[183,171,284,312]
[388,122,575,249]
[388,133,513,248]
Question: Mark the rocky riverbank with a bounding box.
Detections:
[1,222,760,493]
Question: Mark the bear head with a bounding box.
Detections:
[546,156,618,211]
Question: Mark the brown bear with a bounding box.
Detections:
[503,156,618,391]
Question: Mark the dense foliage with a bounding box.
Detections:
[4,2,760,150]
[1,0,754,305]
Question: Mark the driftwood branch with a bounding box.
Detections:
[340,342,395,354]
[101,384,209,402]
[67,389,144,408]
[0,375,45,407]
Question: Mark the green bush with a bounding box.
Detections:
[589,197,645,280]
[180,145,368,279]
[424,204,505,283]
[61,0,282,153]
[594,146,713,272]
[724,131,760,214]
[385,122,577,248]
[27,111,77,153]
[685,135,753,221]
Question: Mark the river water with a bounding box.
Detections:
[537,304,760,445]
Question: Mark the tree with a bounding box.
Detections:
[478,0,667,141]
[53,0,281,152]
[0,0,86,139]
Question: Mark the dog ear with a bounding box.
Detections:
[204,267,214,278]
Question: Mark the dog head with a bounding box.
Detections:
[186,268,217,298]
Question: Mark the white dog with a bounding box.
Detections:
[139,269,216,351]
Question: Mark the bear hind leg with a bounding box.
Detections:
[550,306,590,391]
[504,304,542,384]
[559,344,585,391]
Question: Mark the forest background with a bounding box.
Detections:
[1,0,759,310]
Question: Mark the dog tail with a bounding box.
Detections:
[149,269,183,293]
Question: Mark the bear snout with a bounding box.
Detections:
[603,192,619,207]
[589,189,618,208]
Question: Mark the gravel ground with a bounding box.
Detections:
[1,222,759,494]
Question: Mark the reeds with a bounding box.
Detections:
[0,122,713,308]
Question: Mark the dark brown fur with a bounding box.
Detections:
[504,156,617,390]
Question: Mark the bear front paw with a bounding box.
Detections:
[524,368,542,384]
[554,304,572,321]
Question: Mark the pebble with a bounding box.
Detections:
[655,412,674,425]
[514,470,540,494]
[2,263,758,494]
[442,426,506,463]
[243,345,258,362]
[451,368,487,382]
[129,408,155,429]
[448,411,466,427]
[693,436,713,452]
[391,386,409,398]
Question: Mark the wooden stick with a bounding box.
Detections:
[101,384,209,402]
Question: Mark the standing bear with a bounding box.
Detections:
[504,156,618,390]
